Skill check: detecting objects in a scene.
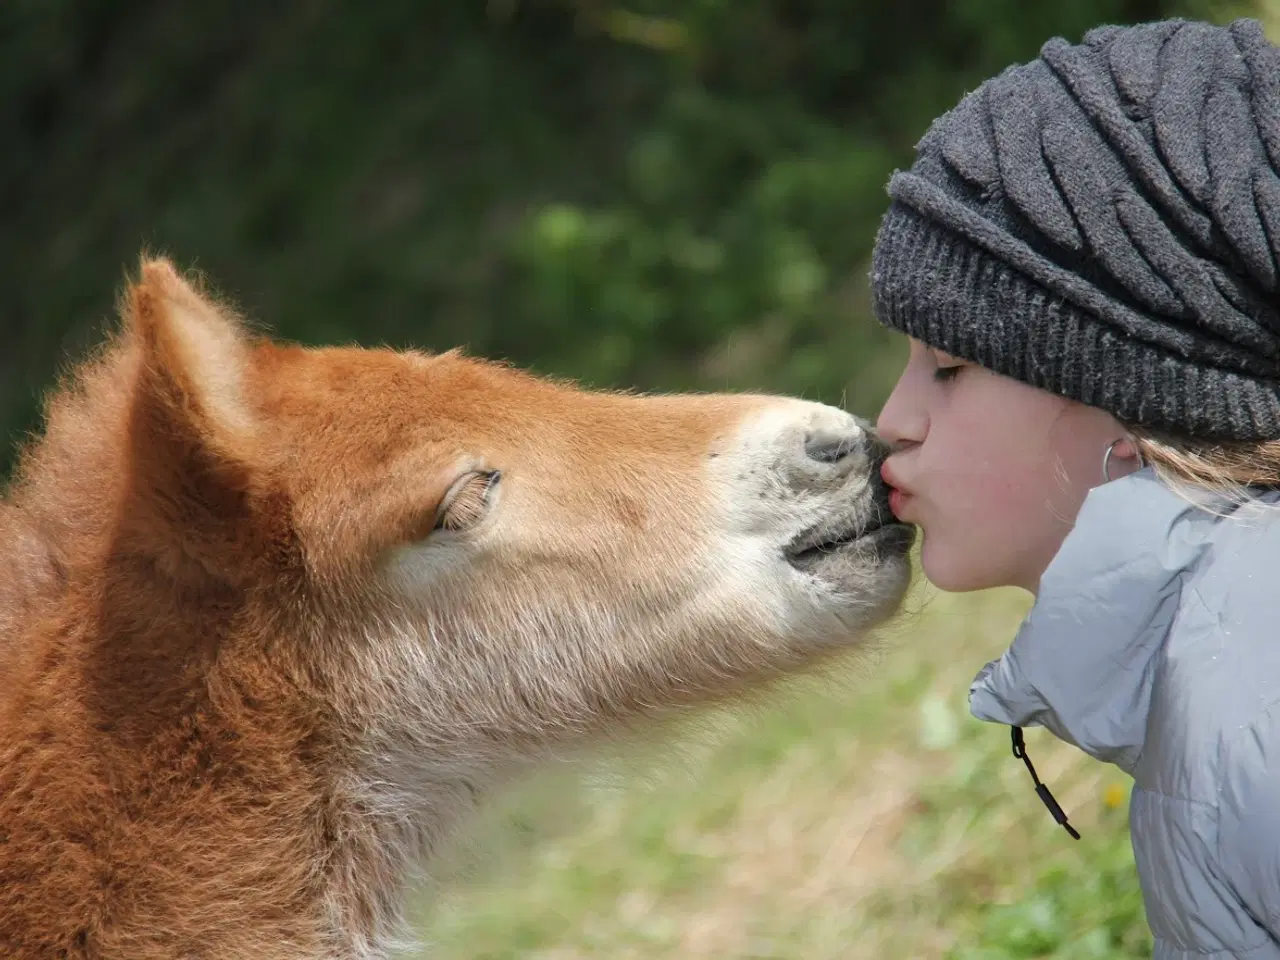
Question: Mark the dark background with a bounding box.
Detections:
[1,0,1228,477]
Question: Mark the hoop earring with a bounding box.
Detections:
[1102,438,1146,483]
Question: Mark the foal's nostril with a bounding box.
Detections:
[804,429,862,465]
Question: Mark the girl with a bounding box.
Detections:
[872,16,1280,958]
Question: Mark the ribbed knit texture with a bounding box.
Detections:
[871,18,1280,441]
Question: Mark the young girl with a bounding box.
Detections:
[872,16,1280,957]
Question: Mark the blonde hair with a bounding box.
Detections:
[1130,427,1280,502]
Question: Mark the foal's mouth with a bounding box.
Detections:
[783,506,914,570]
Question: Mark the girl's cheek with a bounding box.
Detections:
[917,509,1002,592]
[915,463,1032,591]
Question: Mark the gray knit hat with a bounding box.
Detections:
[871,18,1280,441]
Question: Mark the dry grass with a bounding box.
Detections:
[408,579,1148,959]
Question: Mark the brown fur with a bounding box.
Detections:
[0,259,910,958]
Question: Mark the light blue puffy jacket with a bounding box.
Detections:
[970,469,1280,958]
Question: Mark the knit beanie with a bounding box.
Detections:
[871,18,1280,441]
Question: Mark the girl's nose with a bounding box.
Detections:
[876,375,926,449]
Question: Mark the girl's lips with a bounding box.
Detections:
[879,460,912,519]
[879,457,903,489]
[888,486,908,519]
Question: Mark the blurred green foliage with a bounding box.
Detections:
[0,0,1237,477]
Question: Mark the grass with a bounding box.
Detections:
[407,576,1150,959]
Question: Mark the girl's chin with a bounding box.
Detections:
[918,532,1008,594]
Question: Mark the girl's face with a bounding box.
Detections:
[876,339,1134,594]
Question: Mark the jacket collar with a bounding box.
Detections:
[968,468,1224,774]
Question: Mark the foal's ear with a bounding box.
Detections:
[123,257,256,459]
[119,258,264,573]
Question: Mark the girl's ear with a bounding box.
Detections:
[1114,435,1143,461]
[1102,434,1146,482]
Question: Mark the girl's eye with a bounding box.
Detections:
[933,364,964,383]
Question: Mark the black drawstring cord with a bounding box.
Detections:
[1011,726,1081,840]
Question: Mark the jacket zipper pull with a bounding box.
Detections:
[1011,726,1081,840]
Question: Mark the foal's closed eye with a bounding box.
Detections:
[432,470,502,534]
